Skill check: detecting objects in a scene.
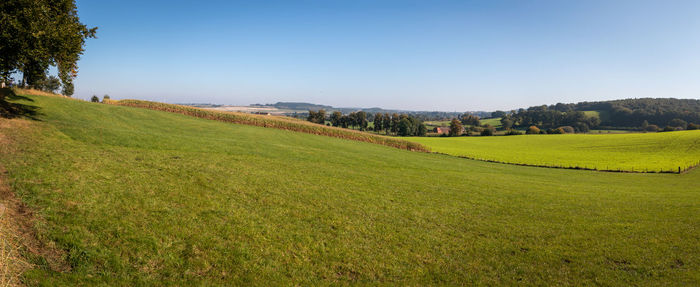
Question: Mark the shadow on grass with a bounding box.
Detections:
[0,88,40,120]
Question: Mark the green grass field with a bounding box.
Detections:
[2,93,700,285]
[407,132,700,173]
[480,117,502,128]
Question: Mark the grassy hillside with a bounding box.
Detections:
[106,99,427,152]
[1,93,700,285]
[408,132,700,173]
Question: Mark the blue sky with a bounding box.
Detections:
[73,0,700,111]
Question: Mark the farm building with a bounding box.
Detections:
[434,127,450,134]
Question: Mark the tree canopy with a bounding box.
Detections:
[0,0,96,95]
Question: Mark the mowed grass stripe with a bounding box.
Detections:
[407,131,700,173]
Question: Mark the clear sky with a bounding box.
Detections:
[73,0,700,111]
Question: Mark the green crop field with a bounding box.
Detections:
[2,93,700,285]
[408,132,700,173]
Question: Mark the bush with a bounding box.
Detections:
[668,118,687,129]
[504,129,522,136]
[526,126,540,134]
[480,126,495,136]
[559,126,575,134]
[90,95,99,102]
[547,128,562,134]
[645,124,659,132]
[661,126,677,132]
[687,123,699,130]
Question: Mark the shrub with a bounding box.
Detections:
[661,126,677,132]
[480,126,495,136]
[526,126,540,134]
[559,126,575,134]
[645,124,659,132]
[504,129,522,136]
[668,118,687,129]
[90,95,99,102]
[687,123,699,130]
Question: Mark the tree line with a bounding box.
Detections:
[501,107,601,132]
[509,98,700,131]
[1,0,96,95]
[307,110,427,136]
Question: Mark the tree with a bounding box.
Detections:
[460,114,480,126]
[330,111,342,127]
[416,123,427,136]
[356,111,368,131]
[90,95,99,102]
[526,126,540,134]
[307,109,326,124]
[373,113,383,132]
[480,125,495,136]
[500,117,514,130]
[641,120,649,131]
[382,113,391,134]
[102,94,110,102]
[645,124,659,132]
[559,126,575,134]
[390,113,400,134]
[397,118,412,136]
[448,118,462,137]
[668,118,687,129]
[33,75,61,93]
[0,0,97,95]
[491,111,507,118]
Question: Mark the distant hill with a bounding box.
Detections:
[258,102,333,111]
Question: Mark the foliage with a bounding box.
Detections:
[539,98,700,129]
[32,75,61,93]
[90,95,99,103]
[510,107,599,132]
[491,110,507,118]
[480,125,495,136]
[460,114,480,126]
[504,129,523,136]
[559,126,575,134]
[0,0,97,95]
[307,109,326,124]
[668,118,688,129]
[526,125,540,134]
[448,118,462,137]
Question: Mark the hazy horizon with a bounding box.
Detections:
[72,0,700,111]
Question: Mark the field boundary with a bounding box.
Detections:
[432,151,698,174]
[104,99,430,152]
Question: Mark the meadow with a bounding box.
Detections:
[1,93,699,285]
[408,132,700,173]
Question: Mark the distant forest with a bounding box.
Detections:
[502,98,700,132]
